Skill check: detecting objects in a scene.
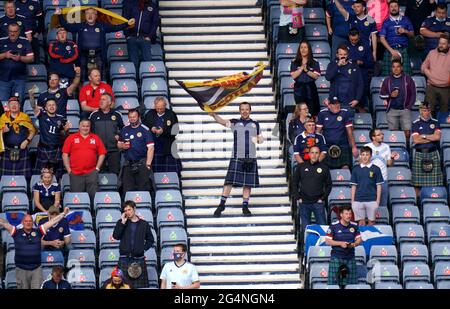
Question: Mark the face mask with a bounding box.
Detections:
[173,252,184,261]
[129,120,140,127]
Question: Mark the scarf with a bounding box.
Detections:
[0,112,36,153]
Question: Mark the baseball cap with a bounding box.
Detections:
[328,96,340,104]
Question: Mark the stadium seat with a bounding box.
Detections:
[61,173,71,193]
[405,282,434,289]
[426,223,450,244]
[141,77,169,99]
[277,58,293,81]
[2,232,15,252]
[98,173,119,191]
[5,251,15,272]
[387,167,412,186]
[318,93,329,108]
[307,246,331,267]
[437,111,450,129]
[329,169,351,187]
[375,111,388,130]
[110,61,136,81]
[67,115,80,133]
[27,64,47,82]
[70,230,96,251]
[66,99,80,116]
[423,203,450,225]
[370,76,386,94]
[279,76,294,99]
[99,249,120,270]
[99,267,115,287]
[5,270,17,289]
[430,243,450,264]
[154,172,180,190]
[395,223,425,244]
[420,187,448,205]
[63,192,91,212]
[67,268,97,289]
[345,284,371,289]
[135,208,154,228]
[308,263,329,288]
[304,24,328,41]
[107,44,129,62]
[327,187,351,209]
[311,284,339,289]
[159,246,175,269]
[99,228,119,250]
[436,281,450,289]
[389,186,416,206]
[105,30,126,46]
[1,192,29,213]
[282,93,295,112]
[303,7,326,24]
[139,61,167,80]
[71,210,93,231]
[354,129,370,147]
[101,0,124,9]
[411,76,426,93]
[369,245,398,265]
[112,79,139,98]
[0,175,27,196]
[390,147,410,168]
[275,43,298,65]
[375,207,390,225]
[147,266,159,288]
[402,262,430,286]
[311,41,331,60]
[355,246,366,266]
[367,264,400,283]
[150,44,164,61]
[124,191,152,210]
[374,282,402,289]
[444,148,450,168]
[392,205,421,225]
[159,226,188,249]
[400,244,429,265]
[155,189,183,210]
[143,95,170,111]
[41,250,64,268]
[353,113,373,130]
[43,0,68,11]
[440,129,450,151]
[93,192,122,214]
[145,247,158,268]
[67,249,96,269]
[382,130,406,149]
[157,207,185,229]
[433,261,450,285]
[410,56,423,76]
[115,97,140,113]
[95,209,121,232]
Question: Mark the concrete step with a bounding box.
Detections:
[181,159,285,169]
[190,243,298,255]
[177,114,276,124]
[186,206,291,217]
[172,104,275,114]
[199,273,300,284]
[201,283,301,289]
[182,177,286,187]
[187,215,293,227]
[160,0,259,9]
[168,77,272,87]
[164,43,267,52]
[181,168,284,178]
[160,8,261,18]
[196,263,299,274]
[163,34,266,43]
[177,140,280,151]
[182,187,289,198]
[170,95,274,105]
[168,70,271,79]
[162,25,265,34]
[177,150,281,159]
[166,60,269,70]
[161,16,262,25]
[188,225,294,235]
[191,253,298,264]
[189,234,295,245]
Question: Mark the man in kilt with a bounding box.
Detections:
[325,206,362,288]
[411,102,443,197]
[143,96,181,175]
[113,200,154,289]
[0,96,36,178]
[209,102,264,217]
[379,0,414,76]
[316,96,358,170]
[32,98,71,179]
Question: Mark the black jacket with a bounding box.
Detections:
[143,109,178,156]
[292,160,332,203]
[123,0,159,41]
[89,109,124,152]
[113,218,154,257]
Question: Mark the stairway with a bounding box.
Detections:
[159,0,301,288]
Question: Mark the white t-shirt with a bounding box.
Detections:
[160,261,199,289]
[365,142,391,180]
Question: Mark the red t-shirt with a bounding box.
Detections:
[62,132,107,175]
[79,82,114,109]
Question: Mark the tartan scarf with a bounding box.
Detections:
[0,112,36,153]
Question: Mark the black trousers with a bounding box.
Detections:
[80,51,105,81]
[121,164,153,194]
[101,151,121,175]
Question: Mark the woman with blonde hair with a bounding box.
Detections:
[288,102,310,144]
[32,167,61,213]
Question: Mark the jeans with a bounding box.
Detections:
[127,37,152,74]
[0,79,26,104]
[298,201,327,233]
[331,35,349,59]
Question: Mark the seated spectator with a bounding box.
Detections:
[420,4,450,57]
[79,68,114,119]
[41,265,72,289]
[288,103,310,145]
[55,7,135,80]
[411,102,443,197]
[290,40,320,117]
[0,96,36,178]
[379,59,416,140]
[123,0,159,73]
[292,146,332,234]
[14,0,42,63]
[325,44,364,113]
[316,96,358,169]
[379,0,414,75]
[0,1,32,40]
[160,243,200,289]
[0,23,34,103]
[48,27,79,84]
[406,0,435,35]
[326,0,354,56]
[365,128,393,208]
[293,118,327,164]
[40,206,71,254]
[90,93,124,175]
[421,34,450,116]
[102,267,132,289]
[347,28,374,110]
[30,70,81,118]
[31,98,71,178]
[62,119,107,202]
[143,96,181,174]
[351,146,383,226]
[33,167,61,213]
[0,208,69,289]
[278,0,305,43]
[334,0,378,61]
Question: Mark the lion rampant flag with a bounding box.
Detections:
[176,62,266,112]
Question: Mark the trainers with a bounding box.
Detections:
[242,206,252,216]
[213,205,225,217]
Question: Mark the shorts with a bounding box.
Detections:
[352,201,379,221]
[386,109,411,131]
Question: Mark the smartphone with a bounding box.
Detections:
[10,51,19,56]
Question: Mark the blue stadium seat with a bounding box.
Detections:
[316,58,330,75]
[279,76,294,98]
[439,129,450,151]
[74,210,93,231]
[318,93,329,108]
[304,24,328,41]
[98,173,119,191]
[420,187,448,205]
[367,264,400,283]
[405,282,434,289]
[389,186,416,206]
[141,77,169,99]
[93,192,121,214]
[147,266,159,288]
[387,167,412,186]
[27,64,47,82]
[400,244,428,265]
[99,228,119,250]
[430,243,450,264]
[124,191,152,210]
[112,79,139,98]
[402,263,431,285]
[374,282,402,289]
[311,41,331,60]
[159,246,174,268]
[437,281,450,289]
[375,207,390,225]
[5,270,17,289]
[67,115,80,133]
[375,111,388,130]
[410,56,423,76]
[275,43,298,65]
[43,0,68,11]
[41,250,65,268]
[1,192,29,213]
[437,111,450,129]
[444,148,450,169]
[23,99,34,117]
[145,247,157,268]
[390,147,410,168]
[99,249,120,269]
[115,97,140,113]
[345,284,371,289]
[99,267,115,287]
[67,268,97,289]
[395,223,425,244]
[2,231,15,252]
[5,251,15,272]
[353,113,373,130]
[70,230,96,251]
[307,246,331,267]
[0,175,27,196]
[159,226,188,249]
[110,61,136,80]
[107,44,129,62]
[355,246,367,266]
[369,245,398,265]
[60,173,71,193]
[370,77,386,95]
[277,59,293,80]
[66,99,80,116]
[95,209,121,232]
[101,0,124,9]
[154,172,180,190]
[303,7,326,24]
[433,261,450,286]
[411,76,426,93]
[63,192,91,212]
[315,76,330,93]
[67,249,96,269]
[155,189,183,210]
[329,169,351,187]
[139,61,167,80]
[309,263,329,288]
[382,130,406,149]
[327,187,351,209]
[151,44,164,61]
[311,284,340,289]
[282,93,295,112]
[157,207,185,229]
[423,203,450,224]
[353,129,370,147]
[105,30,126,46]
[392,205,421,225]
[426,223,450,244]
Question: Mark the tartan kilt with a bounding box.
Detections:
[118,256,149,289]
[152,153,182,174]
[33,147,63,177]
[382,47,411,76]
[324,146,351,169]
[412,150,443,187]
[0,148,32,178]
[224,158,260,188]
[327,257,358,286]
